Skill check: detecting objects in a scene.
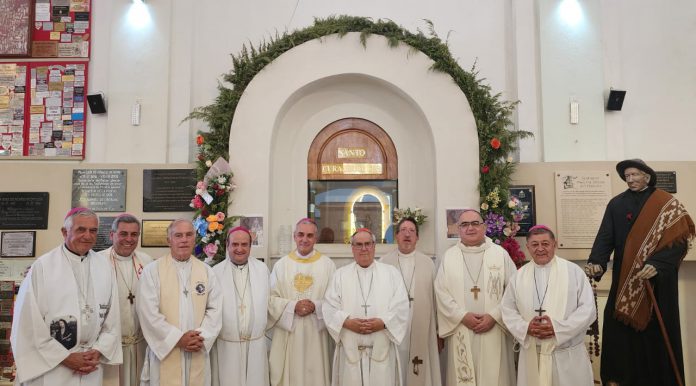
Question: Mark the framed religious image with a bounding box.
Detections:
[0,231,36,257]
[0,0,34,57]
[508,185,536,236]
[238,216,264,247]
[446,208,467,239]
[141,220,172,247]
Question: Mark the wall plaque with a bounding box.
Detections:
[0,231,35,257]
[0,192,49,229]
[143,169,196,212]
[655,171,677,193]
[554,171,612,248]
[141,220,172,247]
[71,169,127,212]
[93,216,115,252]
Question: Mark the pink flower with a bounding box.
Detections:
[216,212,225,222]
[196,181,206,190]
[203,243,218,258]
[192,196,204,209]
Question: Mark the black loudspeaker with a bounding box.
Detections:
[87,93,107,114]
[607,89,626,111]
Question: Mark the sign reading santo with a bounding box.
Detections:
[337,147,367,159]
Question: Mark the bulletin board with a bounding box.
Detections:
[31,0,91,58]
[0,61,87,159]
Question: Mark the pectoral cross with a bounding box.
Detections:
[183,288,189,297]
[127,291,135,304]
[82,304,93,319]
[470,286,481,300]
[239,303,246,314]
[361,304,370,316]
[412,356,423,375]
[408,296,414,307]
[535,307,546,317]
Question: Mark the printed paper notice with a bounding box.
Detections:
[554,171,612,248]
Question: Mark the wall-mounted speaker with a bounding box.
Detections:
[87,93,107,114]
[607,89,626,111]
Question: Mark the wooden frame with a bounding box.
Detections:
[0,0,34,57]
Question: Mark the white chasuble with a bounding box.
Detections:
[11,245,122,386]
[323,261,410,386]
[268,250,336,386]
[501,256,595,386]
[381,250,442,386]
[137,255,222,386]
[434,238,516,386]
[100,247,153,386]
[211,257,270,386]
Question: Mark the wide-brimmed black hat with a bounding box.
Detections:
[616,159,657,186]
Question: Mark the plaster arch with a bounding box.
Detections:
[228,32,479,261]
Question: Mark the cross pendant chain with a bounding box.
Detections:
[470,285,481,300]
[127,291,135,304]
[183,288,189,297]
[408,296,414,308]
[361,304,371,316]
[535,307,546,317]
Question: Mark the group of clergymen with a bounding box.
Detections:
[9,159,695,386]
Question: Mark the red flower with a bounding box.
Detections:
[197,154,205,161]
[481,165,490,174]
[196,135,204,146]
[490,138,501,149]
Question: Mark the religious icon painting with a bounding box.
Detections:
[49,315,77,349]
[195,281,206,295]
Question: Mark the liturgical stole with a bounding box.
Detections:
[158,255,208,386]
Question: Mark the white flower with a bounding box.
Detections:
[201,236,209,243]
[215,240,220,245]
[217,176,226,184]
[508,200,517,208]
[503,226,512,236]
[205,160,212,167]
[195,188,203,195]
[480,202,489,210]
[507,156,513,163]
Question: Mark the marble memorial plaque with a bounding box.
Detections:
[655,171,677,193]
[71,169,126,212]
[143,169,196,212]
[0,192,49,229]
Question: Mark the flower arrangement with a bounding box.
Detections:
[191,134,237,264]
[393,207,427,226]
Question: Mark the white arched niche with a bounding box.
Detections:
[228,33,479,263]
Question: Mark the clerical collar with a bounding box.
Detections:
[63,244,89,261]
[295,250,314,259]
[232,260,248,268]
[458,238,490,254]
[397,250,416,258]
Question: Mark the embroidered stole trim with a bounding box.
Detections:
[158,255,208,386]
[615,189,695,330]
[515,257,568,386]
[443,244,505,386]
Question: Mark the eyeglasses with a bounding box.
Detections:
[351,242,374,249]
[458,221,483,229]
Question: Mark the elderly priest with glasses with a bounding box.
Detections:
[323,228,409,386]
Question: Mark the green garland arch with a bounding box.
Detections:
[189,15,532,262]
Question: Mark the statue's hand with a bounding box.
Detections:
[636,264,657,280]
[584,263,604,279]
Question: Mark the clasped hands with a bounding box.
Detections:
[527,315,555,340]
[343,317,385,335]
[61,349,101,375]
[294,299,316,317]
[176,330,205,353]
[462,312,496,334]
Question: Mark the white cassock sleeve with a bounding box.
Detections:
[135,264,185,361]
[93,264,123,364]
[11,263,70,383]
[550,267,596,347]
[195,268,223,352]
[500,274,530,344]
[322,271,350,343]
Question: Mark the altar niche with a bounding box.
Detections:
[307,118,398,244]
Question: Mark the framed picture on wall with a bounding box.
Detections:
[509,185,536,236]
[0,0,34,57]
[1,231,36,257]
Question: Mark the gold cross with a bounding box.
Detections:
[471,286,481,300]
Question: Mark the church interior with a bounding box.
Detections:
[1,0,695,384]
